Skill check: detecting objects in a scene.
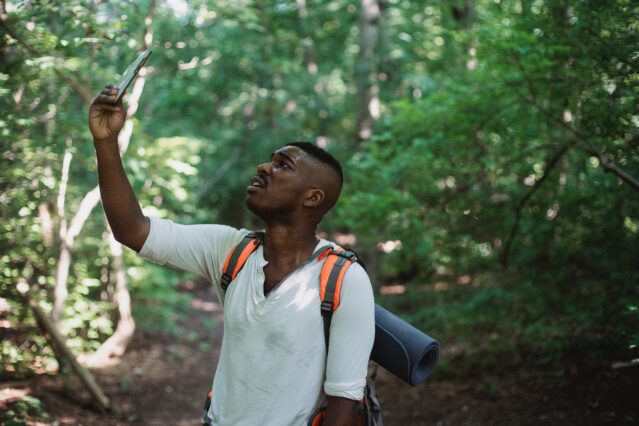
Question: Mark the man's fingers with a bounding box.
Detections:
[99,88,118,97]
[93,104,121,113]
[93,86,120,103]
[91,102,124,114]
[95,93,118,104]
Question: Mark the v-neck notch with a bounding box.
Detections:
[259,240,332,299]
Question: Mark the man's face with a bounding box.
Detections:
[245,146,313,220]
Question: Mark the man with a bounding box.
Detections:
[89,85,375,426]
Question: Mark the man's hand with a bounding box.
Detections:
[89,85,126,143]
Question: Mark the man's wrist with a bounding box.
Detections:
[93,135,119,146]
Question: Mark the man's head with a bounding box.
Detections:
[246,141,343,225]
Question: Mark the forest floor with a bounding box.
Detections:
[2,279,638,425]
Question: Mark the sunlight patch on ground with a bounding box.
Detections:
[434,282,450,291]
[0,297,11,313]
[190,299,221,313]
[377,240,402,253]
[0,388,30,406]
[379,284,406,295]
[457,275,472,285]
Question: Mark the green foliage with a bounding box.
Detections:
[1,0,638,379]
[0,395,49,425]
[340,0,639,369]
[126,258,191,335]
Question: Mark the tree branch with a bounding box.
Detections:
[64,186,101,246]
[21,283,110,412]
[0,19,93,105]
[197,148,242,201]
[512,54,639,194]
[582,147,639,192]
[57,141,73,236]
[500,146,569,267]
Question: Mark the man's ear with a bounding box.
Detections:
[303,188,325,208]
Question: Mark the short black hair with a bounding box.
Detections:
[286,141,343,184]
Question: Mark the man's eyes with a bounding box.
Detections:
[272,158,290,169]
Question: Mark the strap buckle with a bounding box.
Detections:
[331,249,357,261]
[221,273,232,290]
[321,300,334,315]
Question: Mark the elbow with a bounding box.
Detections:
[112,217,150,252]
[112,231,139,252]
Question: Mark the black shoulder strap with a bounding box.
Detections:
[320,248,360,351]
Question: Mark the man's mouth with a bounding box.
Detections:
[248,175,267,190]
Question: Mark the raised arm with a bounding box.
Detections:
[89,85,149,251]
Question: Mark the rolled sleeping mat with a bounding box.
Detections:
[370,304,439,386]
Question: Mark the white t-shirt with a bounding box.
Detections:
[138,217,375,426]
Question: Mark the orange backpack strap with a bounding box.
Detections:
[220,231,263,292]
[319,246,359,350]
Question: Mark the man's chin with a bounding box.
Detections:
[246,198,292,224]
[246,197,265,220]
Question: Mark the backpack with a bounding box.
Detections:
[203,231,382,426]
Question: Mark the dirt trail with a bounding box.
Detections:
[2,280,223,425]
[2,280,638,425]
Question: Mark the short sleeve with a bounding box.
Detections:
[324,263,375,400]
[138,217,246,301]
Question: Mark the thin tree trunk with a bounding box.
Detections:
[52,140,72,326]
[23,287,110,412]
[355,0,383,276]
[84,231,135,366]
[451,0,473,30]
[52,186,100,325]
[296,0,318,74]
[356,0,382,141]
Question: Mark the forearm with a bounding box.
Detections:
[323,396,356,426]
[94,136,149,251]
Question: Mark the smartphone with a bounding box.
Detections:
[115,49,152,102]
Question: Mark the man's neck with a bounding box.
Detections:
[263,224,319,269]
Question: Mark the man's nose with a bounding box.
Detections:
[257,162,272,175]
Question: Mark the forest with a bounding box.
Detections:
[1,0,638,424]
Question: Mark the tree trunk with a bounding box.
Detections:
[356,0,382,142]
[52,143,72,326]
[24,288,110,412]
[84,231,135,367]
[296,0,318,74]
[52,185,100,325]
[451,0,473,30]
